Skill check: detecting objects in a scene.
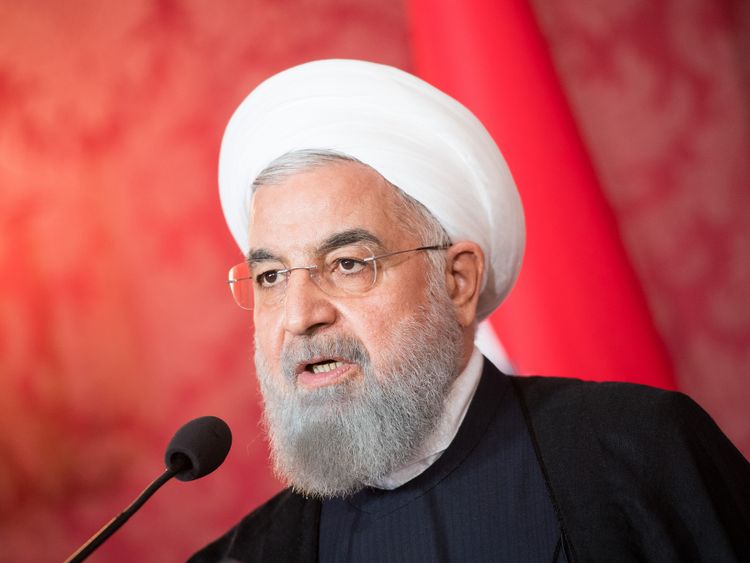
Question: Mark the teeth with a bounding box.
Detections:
[311,361,344,374]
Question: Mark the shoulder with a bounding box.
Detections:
[510,375,704,436]
[188,488,319,562]
[507,374,745,488]
[234,487,310,536]
[510,375,750,560]
[511,373,678,407]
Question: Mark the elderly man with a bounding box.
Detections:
[190,60,750,562]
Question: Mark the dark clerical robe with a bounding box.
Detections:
[189,361,750,562]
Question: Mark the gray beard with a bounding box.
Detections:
[254,291,464,498]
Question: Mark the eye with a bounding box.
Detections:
[255,269,285,288]
[333,257,367,275]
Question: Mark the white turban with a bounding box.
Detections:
[219,59,525,321]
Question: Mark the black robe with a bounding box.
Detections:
[189,361,750,562]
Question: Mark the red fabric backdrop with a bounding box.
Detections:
[1,1,748,561]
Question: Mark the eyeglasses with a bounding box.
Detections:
[227,244,449,310]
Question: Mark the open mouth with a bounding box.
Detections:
[307,360,344,374]
[297,357,354,388]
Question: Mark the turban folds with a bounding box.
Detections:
[219,59,525,320]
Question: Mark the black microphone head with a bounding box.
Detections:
[164,416,232,482]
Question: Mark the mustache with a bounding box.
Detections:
[280,334,372,380]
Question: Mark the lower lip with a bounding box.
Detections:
[297,363,356,388]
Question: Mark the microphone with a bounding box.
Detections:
[65,416,232,563]
[165,415,233,481]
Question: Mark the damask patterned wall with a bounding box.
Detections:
[0,2,410,560]
[533,0,750,460]
[0,1,747,560]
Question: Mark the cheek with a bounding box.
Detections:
[253,310,285,366]
[340,287,427,359]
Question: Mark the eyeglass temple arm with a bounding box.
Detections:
[368,244,450,262]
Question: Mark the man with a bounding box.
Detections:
[191,60,750,562]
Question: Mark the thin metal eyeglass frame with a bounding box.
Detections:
[227,244,450,310]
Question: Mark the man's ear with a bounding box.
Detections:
[444,241,484,327]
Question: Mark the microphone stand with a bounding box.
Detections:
[64,455,189,563]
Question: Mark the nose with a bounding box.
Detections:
[282,268,337,335]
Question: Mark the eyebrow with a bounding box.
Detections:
[247,248,279,264]
[246,228,383,264]
[317,228,382,254]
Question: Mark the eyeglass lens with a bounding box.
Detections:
[228,245,378,310]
